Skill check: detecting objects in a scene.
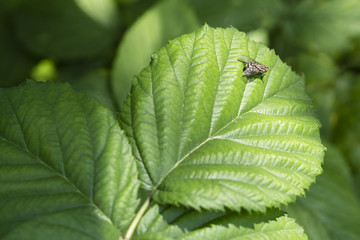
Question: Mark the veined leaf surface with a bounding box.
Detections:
[0,81,139,239]
[119,25,325,212]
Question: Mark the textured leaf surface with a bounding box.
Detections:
[0,81,139,239]
[111,0,199,107]
[287,143,360,240]
[135,215,307,240]
[119,25,325,212]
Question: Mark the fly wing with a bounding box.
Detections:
[238,55,256,64]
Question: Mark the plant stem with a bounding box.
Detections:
[122,195,152,240]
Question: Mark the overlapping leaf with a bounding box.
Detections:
[0,81,139,239]
[287,143,360,240]
[135,215,306,240]
[134,203,283,239]
[119,25,325,212]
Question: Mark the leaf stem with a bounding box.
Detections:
[122,195,152,240]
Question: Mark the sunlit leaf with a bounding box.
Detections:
[119,25,325,212]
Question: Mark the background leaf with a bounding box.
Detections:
[270,0,360,57]
[111,0,199,107]
[0,19,35,87]
[287,143,360,240]
[68,69,117,112]
[187,0,283,31]
[0,81,139,239]
[119,25,325,212]
[332,73,360,198]
[11,0,120,60]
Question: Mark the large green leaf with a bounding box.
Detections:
[0,81,139,239]
[111,0,199,107]
[287,143,360,240]
[119,25,325,212]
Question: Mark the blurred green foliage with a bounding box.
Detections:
[1,0,360,239]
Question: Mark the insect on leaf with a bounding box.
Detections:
[238,55,269,78]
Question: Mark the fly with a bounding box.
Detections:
[238,55,269,79]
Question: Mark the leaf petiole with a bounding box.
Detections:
[122,195,152,240]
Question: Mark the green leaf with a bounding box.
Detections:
[179,215,307,240]
[135,215,307,240]
[111,0,199,107]
[0,81,139,239]
[135,203,283,239]
[119,25,325,212]
[287,143,360,240]
[12,0,119,60]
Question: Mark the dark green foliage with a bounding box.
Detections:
[1,0,360,239]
